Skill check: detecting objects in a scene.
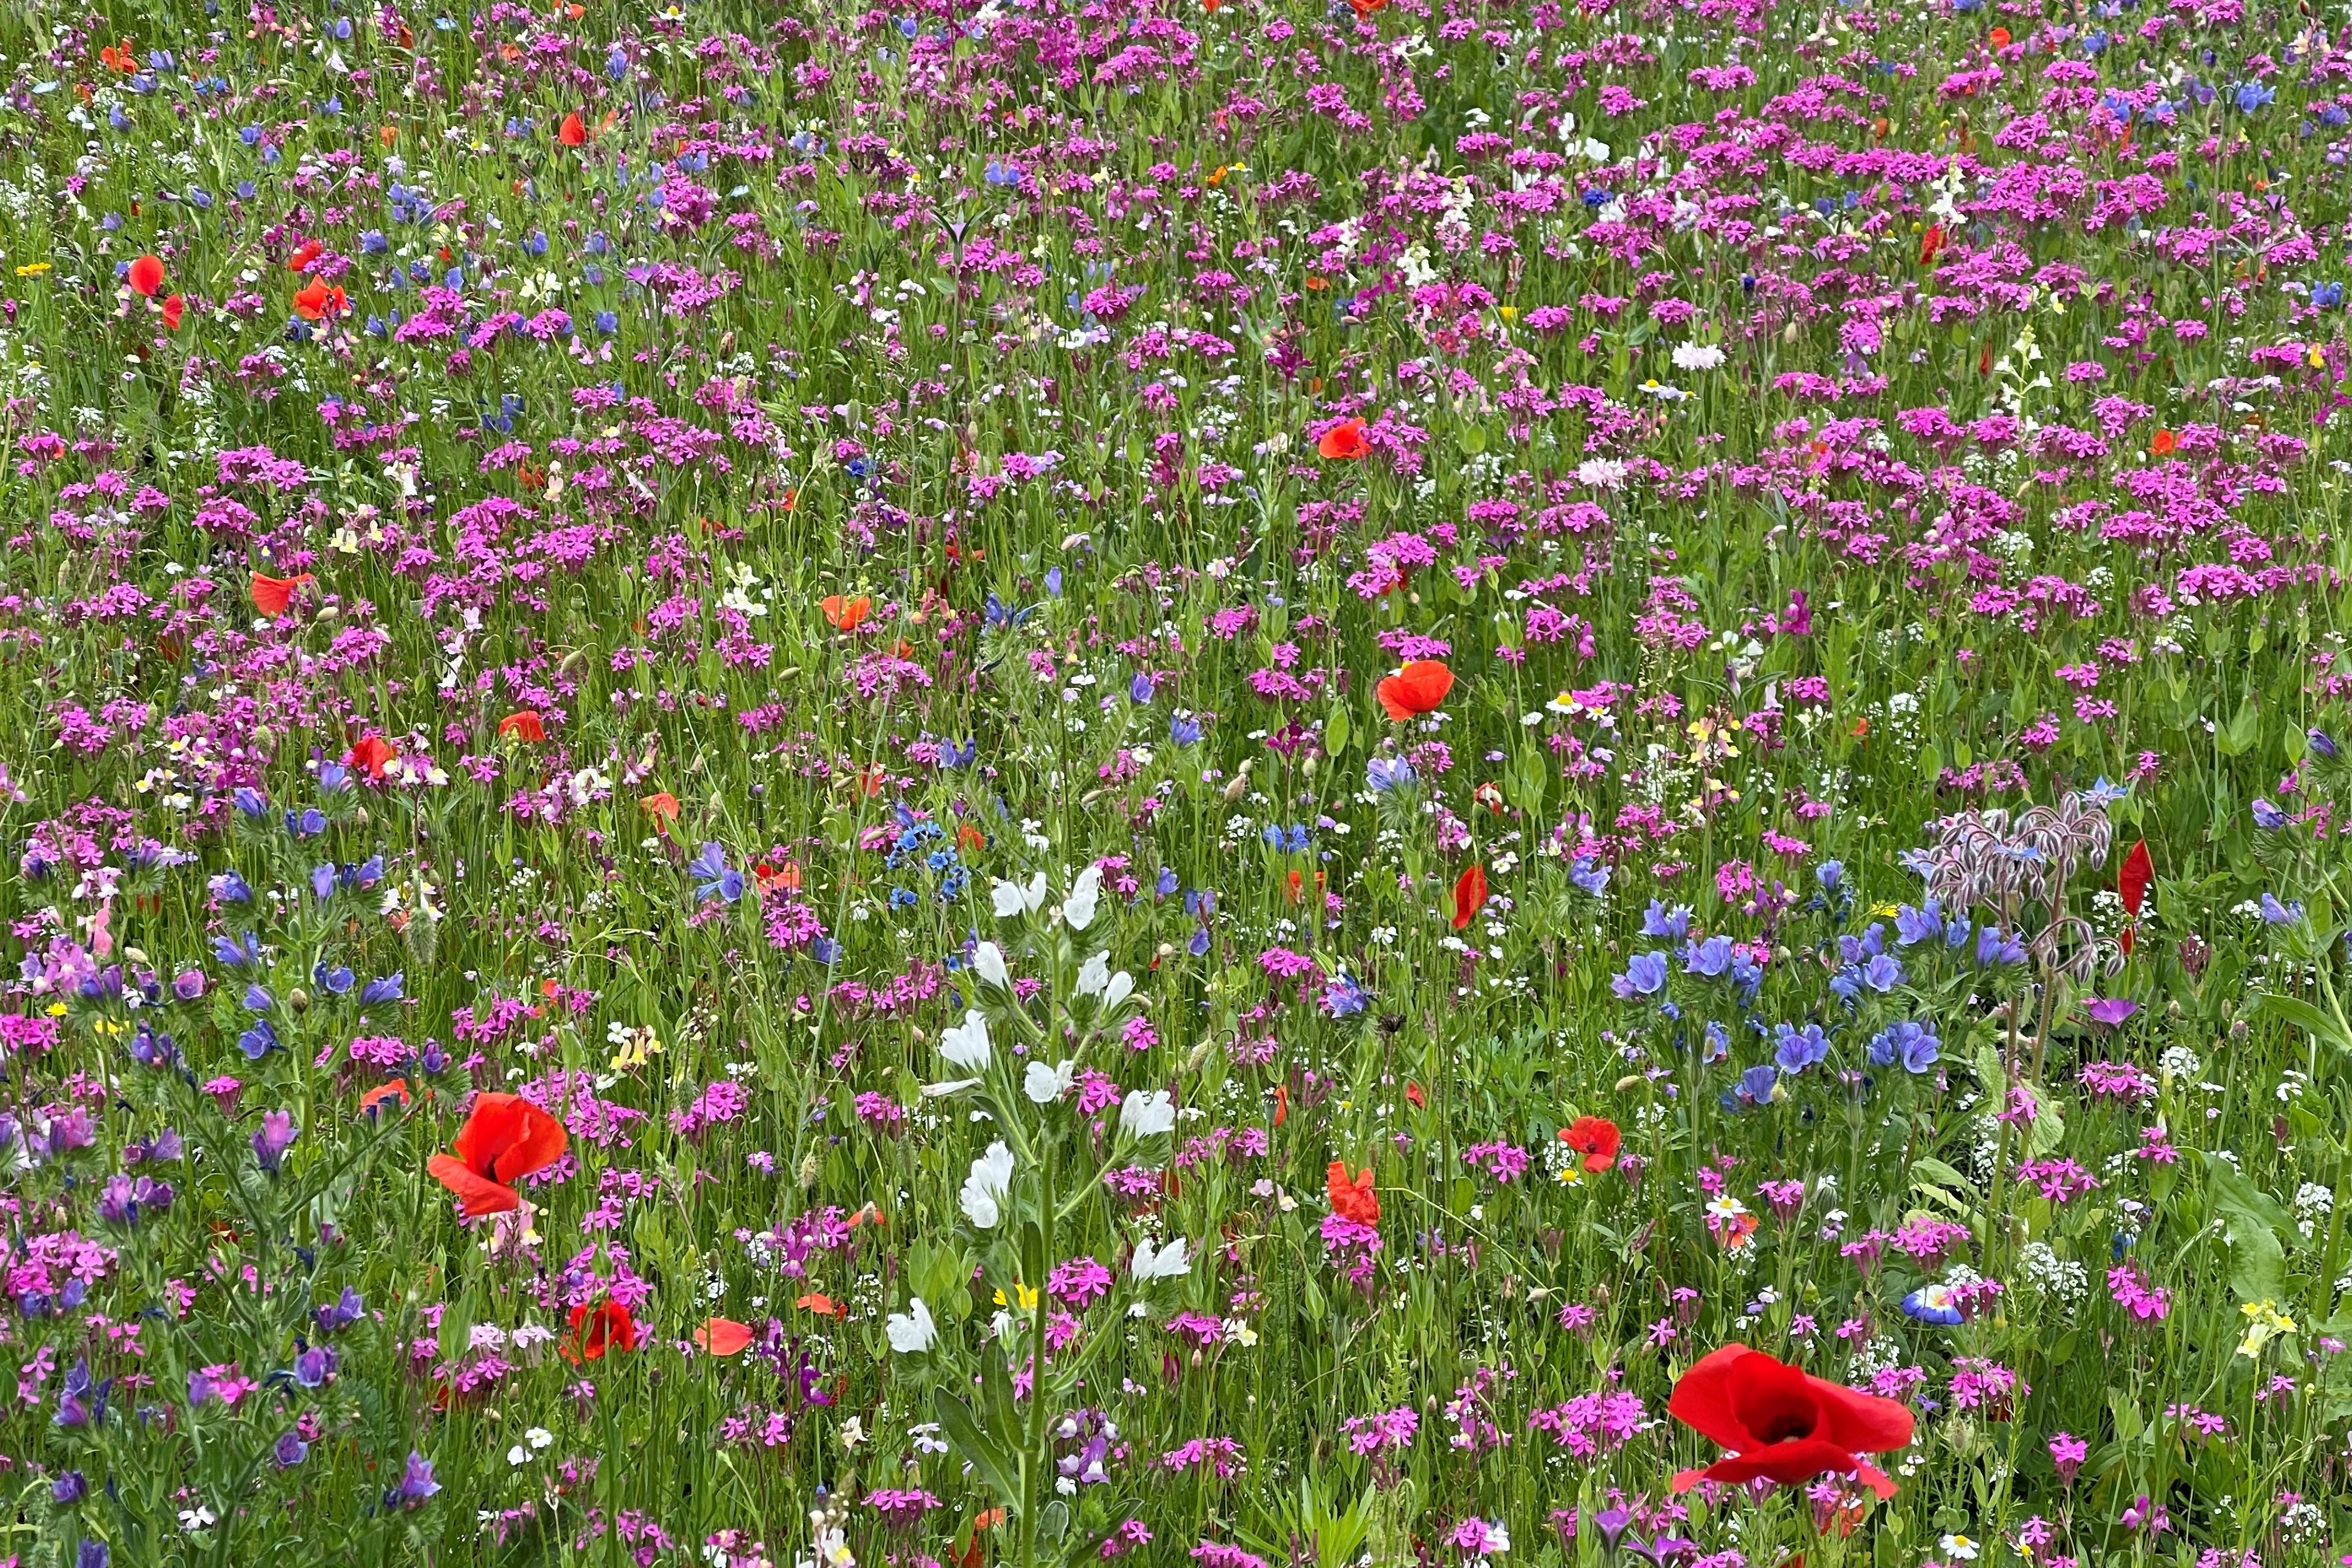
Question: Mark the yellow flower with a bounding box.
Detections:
[1498,304,1517,322]
[992,1282,1040,1310]
[15,262,51,277]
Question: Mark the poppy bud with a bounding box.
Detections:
[288,988,310,1015]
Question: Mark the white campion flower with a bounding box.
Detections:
[1099,969,1134,1010]
[885,1296,937,1354]
[960,1141,1015,1229]
[992,873,1048,918]
[1130,1236,1191,1281]
[939,1009,992,1071]
[1118,1089,1175,1138]
[1023,1058,1076,1104]
[1672,341,1726,371]
[1062,864,1103,930]
[1076,951,1111,996]
[974,940,1010,988]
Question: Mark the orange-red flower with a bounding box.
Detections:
[1315,417,1370,460]
[127,255,165,298]
[1559,1115,1621,1172]
[2150,428,2177,457]
[796,1291,847,1317]
[287,239,324,273]
[562,1299,637,1362]
[249,570,314,617]
[2117,838,2153,957]
[1375,659,1453,721]
[160,293,184,331]
[1988,25,2011,47]
[821,593,871,631]
[426,1092,568,1217]
[1917,224,1944,266]
[1669,1344,1915,1499]
[639,792,681,830]
[498,710,546,743]
[696,1317,755,1355]
[293,278,347,321]
[346,735,398,781]
[1452,863,1488,929]
[359,1079,412,1117]
[558,111,588,146]
[1326,1160,1380,1226]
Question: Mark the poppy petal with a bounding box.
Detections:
[427,1153,520,1217]
[696,1317,755,1355]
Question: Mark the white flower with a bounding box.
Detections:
[960,1141,1016,1229]
[992,872,1048,918]
[1940,1535,1979,1562]
[1131,1235,1191,1280]
[1100,969,1134,1010]
[974,940,1010,988]
[1023,1058,1076,1104]
[1076,951,1111,996]
[507,1444,532,1466]
[1062,865,1103,930]
[526,1427,553,1449]
[885,1296,937,1354]
[1119,1089,1176,1138]
[1575,457,1628,491]
[179,1506,217,1532]
[939,1009,992,1071]
[1672,341,1726,371]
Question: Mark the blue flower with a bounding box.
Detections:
[690,843,744,903]
[1612,951,1670,999]
[1366,756,1416,792]
[1867,1021,1940,1074]
[1772,1022,1829,1074]
[2252,798,2288,830]
[1974,926,2027,966]
[1641,901,1691,941]
[1170,714,1203,748]
[1732,1064,1780,1107]
[1569,857,1610,895]
[2232,80,2275,113]
[2259,893,2304,926]
[1901,1284,1964,1326]
[1682,935,1736,979]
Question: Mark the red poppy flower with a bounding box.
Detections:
[1315,418,1370,460]
[696,1317,755,1355]
[562,1299,638,1362]
[1326,1160,1380,1226]
[127,255,165,297]
[345,735,398,781]
[1560,1115,1622,1172]
[1453,863,1488,930]
[1988,25,2011,46]
[558,111,588,146]
[1271,1082,1288,1128]
[498,709,546,743]
[293,279,346,321]
[160,293,184,331]
[639,792,681,830]
[1668,1344,1914,1499]
[249,570,314,616]
[287,239,324,273]
[796,1291,847,1317]
[2150,429,2177,457]
[359,1079,411,1116]
[1917,224,1943,266]
[1375,659,1454,721]
[821,593,871,631]
[2118,838,2153,956]
[426,1092,568,1217]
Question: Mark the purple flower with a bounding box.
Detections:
[388,1451,440,1509]
[2084,997,2138,1027]
[251,1110,297,1173]
[1612,951,1669,999]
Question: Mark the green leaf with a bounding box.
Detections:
[933,1390,1022,1507]
[2254,991,2352,1055]
[1324,703,1352,759]
[2217,698,2261,757]
[2201,1151,2291,1303]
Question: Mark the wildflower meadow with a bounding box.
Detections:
[2,0,2351,1563]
